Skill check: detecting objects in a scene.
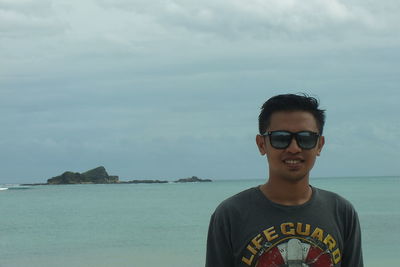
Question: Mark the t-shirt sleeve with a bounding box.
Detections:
[205,209,234,267]
[341,204,364,267]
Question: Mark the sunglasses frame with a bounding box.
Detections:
[263,130,320,150]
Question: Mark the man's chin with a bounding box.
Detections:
[282,172,308,183]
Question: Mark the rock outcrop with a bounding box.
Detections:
[120,180,168,184]
[174,176,212,183]
[47,166,119,184]
[43,168,211,185]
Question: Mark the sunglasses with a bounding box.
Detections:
[263,131,320,150]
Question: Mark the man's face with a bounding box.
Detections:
[256,111,325,183]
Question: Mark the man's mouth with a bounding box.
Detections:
[283,159,304,165]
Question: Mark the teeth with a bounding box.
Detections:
[285,160,301,164]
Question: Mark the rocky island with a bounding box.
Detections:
[20,166,212,185]
[123,175,212,183]
[47,166,119,184]
[174,176,212,183]
[119,179,168,184]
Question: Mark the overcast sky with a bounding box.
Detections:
[1,0,399,183]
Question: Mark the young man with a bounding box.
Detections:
[206,94,363,267]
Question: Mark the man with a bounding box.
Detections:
[206,94,363,267]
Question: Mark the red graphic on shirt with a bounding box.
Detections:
[255,238,333,267]
[241,223,341,266]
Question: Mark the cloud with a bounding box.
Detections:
[1,0,398,80]
[92,0,386,42]
[1,0,400,182]
[1,0,398,46]
[0,0,53,16]
[0,0,67,38]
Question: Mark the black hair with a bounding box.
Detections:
[258,93,326,135]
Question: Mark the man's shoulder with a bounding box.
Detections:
[313,186,357,211]
[213,187,260,217]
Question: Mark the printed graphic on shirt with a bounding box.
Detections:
[241,222,341,267]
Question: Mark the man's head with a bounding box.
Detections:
[258,94,325,135]
[256,93,326,183]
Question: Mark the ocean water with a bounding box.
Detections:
[0,176,399,267]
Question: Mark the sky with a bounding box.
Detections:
[1,0,399,184]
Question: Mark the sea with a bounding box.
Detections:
[0,176,399,267]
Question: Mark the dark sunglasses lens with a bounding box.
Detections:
[297,132,318,149]
[270,132,292,148]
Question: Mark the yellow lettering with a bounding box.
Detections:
[241,255,254,266]
[281,222,295,235]
[323,234,337,251]
[332,248,341,264]
[296,223,311,236]
[251,234,264,249]
[246,244,257,255]
[263,226,279,242]
[310,227,324,241]
[243,236,261,266]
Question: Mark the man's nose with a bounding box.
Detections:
[286,137,302,153]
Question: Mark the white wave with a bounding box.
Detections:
[0,184,31,190]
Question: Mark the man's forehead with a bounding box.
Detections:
[268,111,319,131]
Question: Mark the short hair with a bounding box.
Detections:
[258,93,326,135]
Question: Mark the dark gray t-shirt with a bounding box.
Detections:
[206,186,363,267]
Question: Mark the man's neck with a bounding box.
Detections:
[260,177,312,206]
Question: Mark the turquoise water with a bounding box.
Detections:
[0,176,399,267]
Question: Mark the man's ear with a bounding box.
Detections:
[317,136,325,156]
[256,135,267,155]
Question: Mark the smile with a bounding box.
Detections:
[283,159,303,164]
